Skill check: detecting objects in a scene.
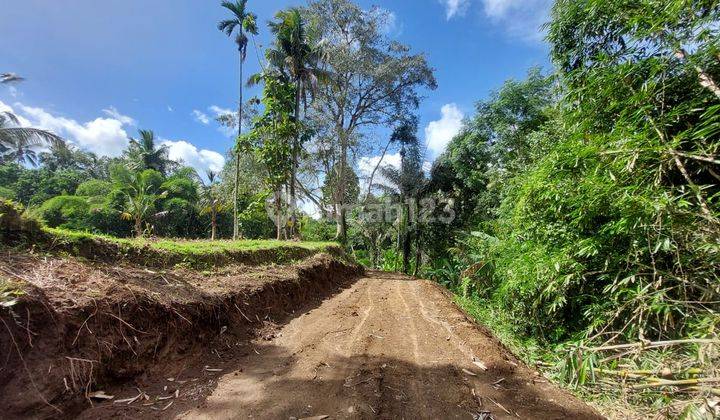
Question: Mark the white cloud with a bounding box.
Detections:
[102,106,135,126]
[3,99,226,171]
[193,105,236,136]
[358,152,402,177]
[192,109,210,125]
[14,102,131,157]
[480,0,551,41]
[0,100,31,126]
[161,139,226,175]
[441,0,470,20]
[424,103,464,155]
[209,105,233,117]
[358,152,402,193]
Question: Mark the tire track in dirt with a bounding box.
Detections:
[169,272,602,419]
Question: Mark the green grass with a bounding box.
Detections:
[35,227,342,268]
[45,227,337,254]
[142,238,337,254]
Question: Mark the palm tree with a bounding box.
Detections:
[127,129,171,174]
[199,171,226,240]
[0,111,64,166]
[377,121,427,274]
[218,0,258,240]
[266,8,328,237]
[112,165,167,237]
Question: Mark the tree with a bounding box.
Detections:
[240,72,297,240]
[126,129,172,175]
[265,8,328,237]
[0,111,64,166]
[199,171,227,240]
[39,142,98,172]
[218,0,259,240]
[376,120,426,274]
[431,68,555,229]
[306,0,436,241]
[111,165,167,238]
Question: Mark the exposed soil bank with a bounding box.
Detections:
[0,251,363,419]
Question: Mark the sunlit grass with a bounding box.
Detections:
[44,227,338,255]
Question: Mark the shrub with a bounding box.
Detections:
[37,195,92,231]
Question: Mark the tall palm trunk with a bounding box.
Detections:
[233,51,244,240]
[412,198,421,277]
[134,216,143,238]
[289,77,301,238]
[275,190,282,240]
[211,207,217,241]
[335,131,348,242]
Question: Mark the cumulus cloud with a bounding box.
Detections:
[161,139,226,175]
[2,99,227,173]
[440,0,470,20]
[192,109,210,125]
[424,103,464,155]
[13,102,131,157]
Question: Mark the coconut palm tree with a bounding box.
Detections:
[264,8,329,237]
[112,165,168,238]
[126,129,171,174]
[199,171,226,240]
[0,111,64,166]
[218,0,258,240]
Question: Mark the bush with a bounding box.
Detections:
[0,199,45,242]
[37,196,92,231]
[76,179,112,197]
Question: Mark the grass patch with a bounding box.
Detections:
[46,227,336,254]
[139,238,337,254]
[38,228,341,269]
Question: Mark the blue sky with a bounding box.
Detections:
[0,0,551,177]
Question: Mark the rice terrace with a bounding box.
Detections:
[1,0,719,419]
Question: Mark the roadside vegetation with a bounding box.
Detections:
[421,1,720,417]
[1,0,719,417]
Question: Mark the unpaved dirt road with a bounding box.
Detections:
[181,272,600,419]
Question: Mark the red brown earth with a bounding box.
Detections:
[1,250,600,419]
[0,251,362,419]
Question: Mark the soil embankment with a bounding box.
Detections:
[0,251,363,418]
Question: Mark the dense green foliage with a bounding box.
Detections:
[422,3,720,405]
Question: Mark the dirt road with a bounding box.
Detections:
[179,272,600,419]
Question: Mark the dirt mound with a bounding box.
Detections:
[0,251,363,418]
